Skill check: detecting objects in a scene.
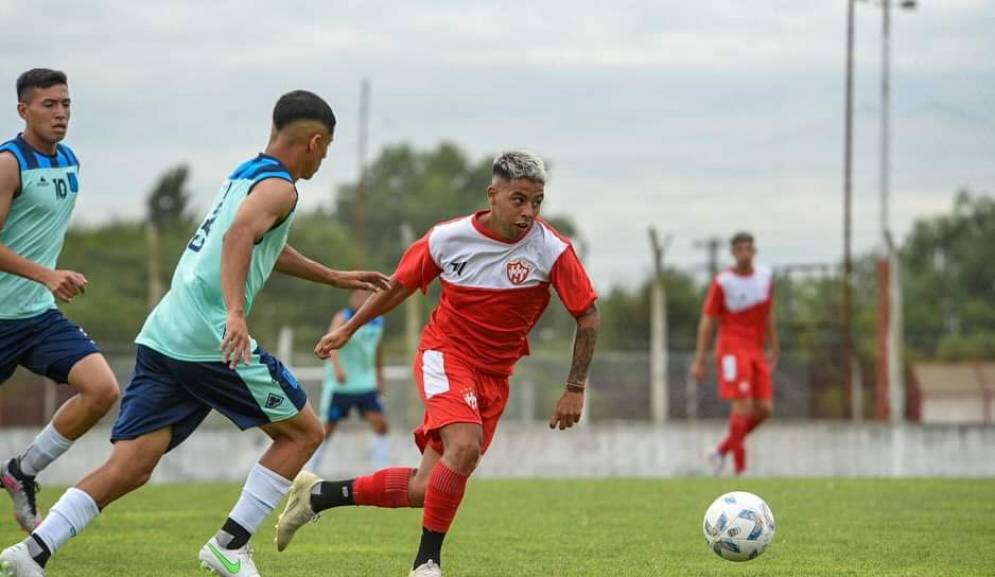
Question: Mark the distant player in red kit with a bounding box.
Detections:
[691,232,779,476]
[274,151,600,577]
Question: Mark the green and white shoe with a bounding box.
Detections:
[198,536,259,577]
[0,542,45,577]
[274,470,321,552]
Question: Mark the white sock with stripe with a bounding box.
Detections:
[33,487,100,553]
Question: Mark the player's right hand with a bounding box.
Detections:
[315,327,352,359]
[44,269,87,302]
[221,313,253,369]
[691,358,707,384]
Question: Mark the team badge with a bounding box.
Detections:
[505,258,532,285]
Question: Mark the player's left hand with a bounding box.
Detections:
[548,390,584,430]
[330,270,391,292]
[221,313,253,369]
[315,327,352,358]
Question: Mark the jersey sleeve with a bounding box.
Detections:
[703,280,725,317]
[550,246,597,317]
[393,232,441,293]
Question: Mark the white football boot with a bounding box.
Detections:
[706,451,726,476]
[198,536,259,577]
[1,459,42,533]
[274,470,321,552]
[409,560,443,577]
[0,542,45,577]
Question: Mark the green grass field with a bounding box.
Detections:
[1,478,993,576]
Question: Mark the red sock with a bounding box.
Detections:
[353,467,415,508]
[422,461,469,533]
[717,413,751,474]
[744,414,766,435]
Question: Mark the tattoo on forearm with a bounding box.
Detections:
[567,324,598,389]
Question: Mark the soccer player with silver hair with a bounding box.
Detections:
[275,150,600,577]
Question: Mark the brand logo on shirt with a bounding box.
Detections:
[38,176,50,187]
[448,261,468,276]
[505,258,532,285]
[463,391,478,410]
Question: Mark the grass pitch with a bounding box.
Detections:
[1,478,992,576]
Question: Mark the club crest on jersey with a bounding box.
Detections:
[505,258,533,285]
[463,391,478,410]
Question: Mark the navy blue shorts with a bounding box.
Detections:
[112,345,308,452]
[326,391,384,423]
[0,309,100,385]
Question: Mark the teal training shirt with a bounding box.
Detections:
[136,154,296,361]
[0,135,81,319]
[323,309,384,395]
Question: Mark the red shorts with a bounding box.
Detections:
[412,349,510,456]
[716,347,772,401]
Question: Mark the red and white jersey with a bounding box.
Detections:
[703,266,774,352]
[394,211,597,376]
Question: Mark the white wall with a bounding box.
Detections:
[1,421,993,484]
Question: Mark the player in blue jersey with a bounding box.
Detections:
[0,90,390,577]
[309,288,390,473]
[0,69,121,535]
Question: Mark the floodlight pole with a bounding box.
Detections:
[842,0,856,418]
[649,228,672,423]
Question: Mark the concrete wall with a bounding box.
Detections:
[1,421,993,484]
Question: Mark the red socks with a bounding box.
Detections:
[422,461,469,533]
[353,467,415,508]
[717,413,753,474]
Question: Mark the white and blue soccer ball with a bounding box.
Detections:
[702,491,776,562]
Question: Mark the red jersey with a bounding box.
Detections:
[394,211,597,376]
[703,266,773,352]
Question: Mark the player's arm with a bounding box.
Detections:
[549,304,600,431]
[691,315,718,383]
[316,231,439,358]
[326,311,347,384]
[315,280,415,358]
[274,245,390,292]
[219,179,296,368]
[0,153,87,302]
[765,306,780,370]
[692,280,723,383]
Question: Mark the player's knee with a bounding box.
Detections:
[302,419,325,451]
[87,378,120,413]
[445,438,481,473]
[408,477,427,507]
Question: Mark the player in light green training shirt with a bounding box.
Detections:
[0,90,390,577]
[310,288,390,473]
[0,69,120,537]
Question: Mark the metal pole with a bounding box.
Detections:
[842,0,856,418]
[353,78,370,267]
[875,0,894,420]
[648,228,670,423]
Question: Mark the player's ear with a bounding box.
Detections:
[16,101,28,121]
[486,185,498,205]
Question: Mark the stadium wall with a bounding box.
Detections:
[0,421,993,483]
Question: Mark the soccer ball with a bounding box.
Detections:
[702,491,776,562]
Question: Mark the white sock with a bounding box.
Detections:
[33,488,99,553]
[227,464,292,537]
[19,424,73,476]
[371,435,390,469]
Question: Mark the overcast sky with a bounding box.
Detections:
[1,0,992,287]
